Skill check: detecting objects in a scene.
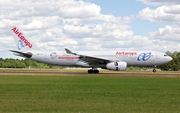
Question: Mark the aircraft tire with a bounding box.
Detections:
[88,69,99,74]
[94,70,99,74]
[88,69,93,74]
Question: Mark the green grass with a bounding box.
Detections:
[0,75,180,113]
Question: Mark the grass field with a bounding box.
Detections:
[0,69,180,113]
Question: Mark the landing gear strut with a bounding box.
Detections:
[152,65,156,73]
[88,67,99,74]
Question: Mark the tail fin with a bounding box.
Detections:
[10,26,40,51]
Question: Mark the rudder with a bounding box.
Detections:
[11,26,40,51]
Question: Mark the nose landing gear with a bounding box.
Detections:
[152,65,156,73]
[152,69,156,72]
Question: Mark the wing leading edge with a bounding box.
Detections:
[65,48,111,65]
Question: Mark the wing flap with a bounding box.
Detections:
[79,55,109,64]
[65,48,111,65]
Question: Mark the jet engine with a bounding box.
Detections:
[106,62,127,71]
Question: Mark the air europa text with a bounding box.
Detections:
[116,52,137,56]
[12,27,32,48]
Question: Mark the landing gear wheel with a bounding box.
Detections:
[152,69,156,73]
[94,70,99,74]
[88,68,99,74]
[152,65,157,73]
[88,69,93,74]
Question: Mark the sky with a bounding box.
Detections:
[1,0,180,58]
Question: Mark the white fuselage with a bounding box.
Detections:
[28,50,172,68]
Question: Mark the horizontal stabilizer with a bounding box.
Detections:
[9,50,32,58]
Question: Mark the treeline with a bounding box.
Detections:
[158,51,180,71]
[0,58,62,69]
[0,51,180,71]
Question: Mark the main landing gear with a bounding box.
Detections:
[88,67,99,74]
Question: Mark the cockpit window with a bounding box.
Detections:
[164,54,168,56]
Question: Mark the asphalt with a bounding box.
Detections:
[0,69,180,77]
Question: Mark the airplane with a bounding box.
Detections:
[9,26,172,74]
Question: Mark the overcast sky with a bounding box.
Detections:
[1,0,180,58]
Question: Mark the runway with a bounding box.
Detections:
[0,69,180,77]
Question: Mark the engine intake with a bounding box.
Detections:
[106,62,127,71]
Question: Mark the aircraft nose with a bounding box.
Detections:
[168,56,173,62]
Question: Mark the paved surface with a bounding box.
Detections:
[0,69,180,77]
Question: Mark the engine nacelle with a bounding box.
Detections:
[106,62,127,71]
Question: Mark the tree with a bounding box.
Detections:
[159,51,180,71]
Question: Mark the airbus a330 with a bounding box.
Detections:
[9,26,172,73]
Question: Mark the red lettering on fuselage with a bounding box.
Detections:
[116,52,137,56]
[58,56,79,60]
[12,27,32,48]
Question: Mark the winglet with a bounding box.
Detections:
[65,48,77,55]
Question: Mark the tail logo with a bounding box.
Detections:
[18,40,26,50]
[12,27,32,50]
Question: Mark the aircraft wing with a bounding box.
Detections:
[9,50,32,58]
[65,48,111,65]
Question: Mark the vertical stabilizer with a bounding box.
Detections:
[10,26,40,51]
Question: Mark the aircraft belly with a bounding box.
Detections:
[56,59,77,66]
[123,58,155,66]
[75,61,90,67]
